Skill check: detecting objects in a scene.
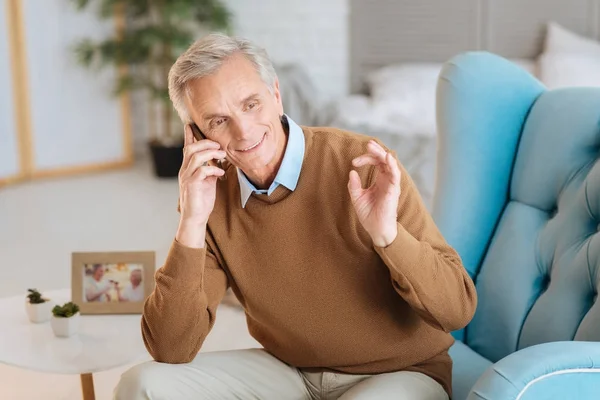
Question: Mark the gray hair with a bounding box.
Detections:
[168,33,278,123]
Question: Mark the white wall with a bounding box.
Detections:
[223,0,349,101]
[23,0,126,169]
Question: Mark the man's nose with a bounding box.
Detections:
[229,116,254,140]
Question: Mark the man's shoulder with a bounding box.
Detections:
[298,126,387,187]
[302,125,379,157]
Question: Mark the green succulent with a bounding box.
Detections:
[52,302,81,318]
[27,289,47,304]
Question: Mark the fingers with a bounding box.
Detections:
[367,140,388,160]
[191,165,226,181]
[182,141,222,170]
[386,152,402,186]
[352,141,389,167]
[184,139,221,156]
[347,170,363,201]
[183,123,221,168]
[352,154,381,167]
[182,149,226,179]
[352,140,401,186]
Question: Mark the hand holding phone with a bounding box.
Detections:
[176,124,227,232]
[189,123,227,180]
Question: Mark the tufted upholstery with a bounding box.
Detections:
[433,51,600,399]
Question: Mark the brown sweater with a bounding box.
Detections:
[142,126,477,397]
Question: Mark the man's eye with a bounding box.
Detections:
[214,118,225,127]
[247,102,258,110]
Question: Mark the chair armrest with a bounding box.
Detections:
[468,341,600,400]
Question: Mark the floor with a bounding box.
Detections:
[0,157,259,399]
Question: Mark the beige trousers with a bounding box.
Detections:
[114,349,448,400]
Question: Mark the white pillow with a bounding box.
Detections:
[366,59,536,102]
[544,21,600,55]
[364,63,442,137]
[539,52,600,89]
[366,63,442,102]
[539,22,600,89]
[363,60,537,138]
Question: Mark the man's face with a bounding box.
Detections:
[130,270,142,286]
[93,267,104,280]
[184,53,285,176]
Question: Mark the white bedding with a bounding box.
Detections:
[319,65,441,209]
[375,133,437,211]
[320,59,538,210]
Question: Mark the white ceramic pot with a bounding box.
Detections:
[51,313,80,337]
[25,300,53,323]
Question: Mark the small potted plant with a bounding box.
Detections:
[51,302,81,338]
[25,289,53,323]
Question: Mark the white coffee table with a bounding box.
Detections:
[0,289,148,400]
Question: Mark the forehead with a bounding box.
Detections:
[185,53,267,115]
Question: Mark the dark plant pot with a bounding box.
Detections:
[149,141,184,178]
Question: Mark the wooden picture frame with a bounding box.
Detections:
[71,251,155,315]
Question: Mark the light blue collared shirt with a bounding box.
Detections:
[237,115,305,208]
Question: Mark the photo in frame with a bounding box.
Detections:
[71,251,155,315]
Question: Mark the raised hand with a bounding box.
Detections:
[348,140,401,248]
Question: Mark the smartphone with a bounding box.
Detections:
[188,123,227,180]
[189,123,206,141]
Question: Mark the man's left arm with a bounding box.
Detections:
[349,140,477,332]
[376,166,477,332]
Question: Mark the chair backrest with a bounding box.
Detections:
[433,52,600,362]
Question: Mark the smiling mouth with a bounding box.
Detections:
[237,133,266,152]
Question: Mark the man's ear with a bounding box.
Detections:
[272,78,284,115]
[177,198,181,214]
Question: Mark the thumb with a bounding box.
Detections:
[348,170,363,201]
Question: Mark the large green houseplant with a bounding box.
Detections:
[70,0,232,177]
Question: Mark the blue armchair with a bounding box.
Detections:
[433,52,600,400]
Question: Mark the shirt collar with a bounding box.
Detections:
[237,115,305,208]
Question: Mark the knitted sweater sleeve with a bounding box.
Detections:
[373,160,478,332]
[141,234,228,363]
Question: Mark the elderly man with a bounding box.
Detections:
[115,33,477,400]
[117,269,144,302]
[85,264,111,302]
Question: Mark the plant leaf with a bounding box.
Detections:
[74,39,97,67]
[69,0,91,11]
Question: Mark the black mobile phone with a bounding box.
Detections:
[189,123,206,141]
[188,123,227,180]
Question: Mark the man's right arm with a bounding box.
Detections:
[141,223,228,363]
[85,281,109,302]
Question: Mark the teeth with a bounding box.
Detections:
[241,136,263,151]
